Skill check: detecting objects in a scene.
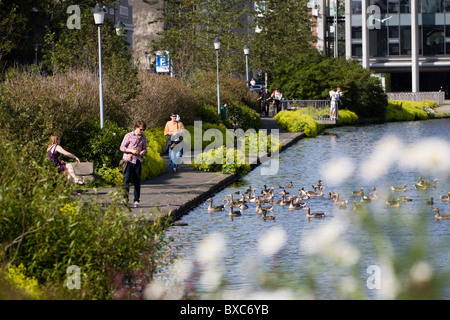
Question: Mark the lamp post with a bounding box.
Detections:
[92,4,106,129]
[243,44,249,87]
[214,37,221,115]
[114,21,125,36]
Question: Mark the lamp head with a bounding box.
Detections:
[91,4,106,25]
[213,37,221,50]
[243,44,249,55]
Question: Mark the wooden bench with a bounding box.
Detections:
[72,162,95,182]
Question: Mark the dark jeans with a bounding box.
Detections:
[274,100,281,113]
[123,160,142,203]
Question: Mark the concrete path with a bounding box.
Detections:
[85,117,304,222]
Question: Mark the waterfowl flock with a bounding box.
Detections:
[204,176,449,222]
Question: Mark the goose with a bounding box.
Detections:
[432,208,450,220]
[298,188,310,200]
[256,199,276,213]
[307,185,325,197]
[414,184,427,190]
[440,192,450,202]
[278,194,291,206]
[289,199,306,210]
[352,200,362,211]
[416,176,424,185]
[311,180,323,192]
[248,188,258,202]
[426,197,434,205]
[352,187,363,195]
[227,204,242,217]
[391,184,408,192]
[360,192,371,203]
[332,193,348,206]
[328,192,338,200]
[304,207,327,218]
[386,198,401,208]
[226,193,246,206]
[401,196,413,202]
[424,178,439,188]
[206,198,225,212]
[369,187,378,200]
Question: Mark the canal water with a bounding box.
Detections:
[160,118,450,300]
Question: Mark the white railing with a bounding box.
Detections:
[387,91,444,104]
[282,99,331,119]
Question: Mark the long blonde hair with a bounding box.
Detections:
[48,134,60,149]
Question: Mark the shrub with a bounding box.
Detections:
[0,136,170,299]
[275,110,323,137]
[337,109,359,125]
[3,264,44,300]
[193,146,250,177]
[386,100,428,121]
[129,72,200,128]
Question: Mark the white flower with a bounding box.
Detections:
[410,261,433,284]
[257,226,287,256]
[320,157,355,186]
[196,232,227,266]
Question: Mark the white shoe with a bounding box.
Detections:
[134,201,140,208]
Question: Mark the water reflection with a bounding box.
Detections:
[161,119,450,299]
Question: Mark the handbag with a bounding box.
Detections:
[119,135,143,174]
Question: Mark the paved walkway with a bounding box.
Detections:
[86,117,304,222]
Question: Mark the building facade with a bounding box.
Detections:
[313,0,450,98]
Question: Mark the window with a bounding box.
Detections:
[423,26,444,55]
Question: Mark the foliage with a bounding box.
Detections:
[129,72,200,128]
[251,0,314,75]
[149,0,250,80]
[141,142,166,181]
[189,71,259,114]
[3,264,44,300]
[96,166,123,187]
[63,118,128,169]
[337,109,359,125]
[193,146,250,177]
[275,110,323,137]
[270,49,388,120]
[386,100,429,121]
[0,135,171,299]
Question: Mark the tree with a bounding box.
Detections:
[149,0,251,80]
[251,0,315,78]
[271,48,388,119]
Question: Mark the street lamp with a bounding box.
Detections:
[91,3,106,129]
[114,21,125,36]
[243,44,249,87]
[213,37,221,115]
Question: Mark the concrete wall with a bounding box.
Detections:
[128,0,164,69]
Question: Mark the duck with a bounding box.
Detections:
[414,184,428,190]
[227,204,242,217]
[416,176,424,186]
[352,187,364,195]
[304,207,327,218]
[248,188,258,202]
[311,180,323,192]
[432,208,450,220]
[391,184,408,192]
[278,193,291,206]
[206,198,225,212]
[307,185,325,197]
[298,188,310,200]
[332,193,348,206]
[385,198,401,208]
[440,192,450,202]
[286,181,294,188]
[261,210,276,220]
[401,196,413,202]
[328,192,338,200]
[352,200,362,211]
[426,197,434,205]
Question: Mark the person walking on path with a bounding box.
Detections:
[271,88,283,115]
[47,134,85,185]
[120,120,148,207]
[258,88,271,117]
[329,88,337,120]
[164,112,184,173]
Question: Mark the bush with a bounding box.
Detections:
[275,110,323,137]
[129,72,200,128]
[0,136,170,299]
[337,109,359,125]
[386,100,428,121]
[193,146,251,177]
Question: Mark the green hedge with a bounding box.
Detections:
[386,100,429,121]
[275,110,323,137]
[337,109,359,125]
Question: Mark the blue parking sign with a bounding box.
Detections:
[156,51,170,73]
